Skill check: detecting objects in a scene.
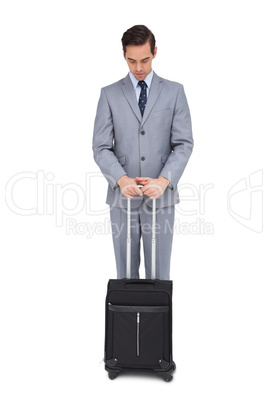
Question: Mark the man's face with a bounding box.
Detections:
[124,41,157,81]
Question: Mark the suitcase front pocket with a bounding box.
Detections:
[108,304,169,368]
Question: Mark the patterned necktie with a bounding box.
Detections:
[138,80,147,116]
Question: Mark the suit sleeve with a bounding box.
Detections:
[92,88,126,189]
[159,85,194,189]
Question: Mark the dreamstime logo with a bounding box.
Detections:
[227,170,263,233]
[5,170,215,236]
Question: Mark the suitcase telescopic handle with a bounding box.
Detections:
[126,185,156,280]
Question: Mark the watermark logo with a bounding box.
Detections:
[5,170,215,236]
[5,171,107,226]
[227,170,263,233]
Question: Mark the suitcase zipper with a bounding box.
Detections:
[137,312,140,357]
[108,304,169,313]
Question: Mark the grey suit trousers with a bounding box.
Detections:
[110,201,175,280]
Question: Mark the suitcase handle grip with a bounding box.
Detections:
[125,279,155,285]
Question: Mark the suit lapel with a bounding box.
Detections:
[142,73,163,125]
[121,72,164,125]
[121,75,142,123]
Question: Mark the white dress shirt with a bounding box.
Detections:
[129,70,154,102]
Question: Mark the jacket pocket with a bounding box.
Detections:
[153,108,172,118]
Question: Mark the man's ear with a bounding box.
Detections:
[123,50,126,60]
[153,46,158,59]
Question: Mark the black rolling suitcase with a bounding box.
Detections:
[104,197,176,382]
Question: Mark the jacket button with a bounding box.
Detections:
[141,156,145,161]
[141,130,145,135]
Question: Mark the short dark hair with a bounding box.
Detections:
[121,25,156,55]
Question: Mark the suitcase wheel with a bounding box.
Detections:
[157,372,173,382]
[108,372,118,380]
[164,374,173,382]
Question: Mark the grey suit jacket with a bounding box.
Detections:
[92,72,193,209]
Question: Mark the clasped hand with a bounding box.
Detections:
[117,175,170,199]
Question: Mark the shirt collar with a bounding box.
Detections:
[129,70,154,90]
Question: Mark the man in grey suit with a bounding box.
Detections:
[93,25,193,280]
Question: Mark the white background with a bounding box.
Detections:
[1,0,267,400]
